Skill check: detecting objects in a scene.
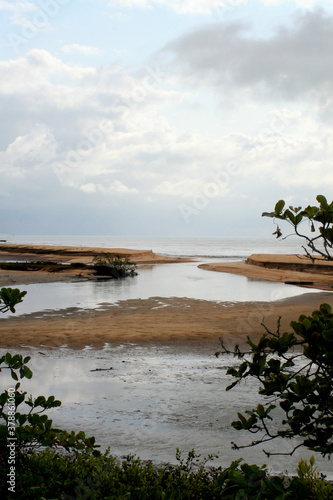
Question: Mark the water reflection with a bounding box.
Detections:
[10,262,318,317]
[1,346,331,478]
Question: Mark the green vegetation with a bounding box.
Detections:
[1,288,332,498]
[5,448,333,499]
[92,253,137,278]
[217,303,333,457]
[0,261,87,273]
[0,287,26,313]
[262,194,333,261]
[0,254,138,279]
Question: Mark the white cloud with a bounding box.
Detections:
[0,1,35,11]
[1,42,332,235]
[80,181,138,194]
[111,0,247,15]
[155,179,229,198]
[0,124,57,172]
[0,0,49,28]
[261,0,333,5]
[108,0,332,14]
[62,44,102,56]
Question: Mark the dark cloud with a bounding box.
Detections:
[162,9,333,101]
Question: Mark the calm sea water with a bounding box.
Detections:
[1,236,320,316]
[2,234,306,261]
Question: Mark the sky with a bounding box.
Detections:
[0,0,333,237]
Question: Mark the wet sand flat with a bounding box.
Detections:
[1,293,332,350]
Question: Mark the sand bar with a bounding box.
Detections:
[1,248,333,350]
[200,254,333,290]
[0,243,191,286]
[1,293,332,350]
[0,243,190,264]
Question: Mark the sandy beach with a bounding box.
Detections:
[200,254,333,290]
[1,245,333,350]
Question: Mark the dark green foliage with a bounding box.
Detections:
[7,449,332,499]
[262,194,333,260]
[0,261,89,273]
[217,303,333,457]
[92,253,137,278]
[0,287,27,313]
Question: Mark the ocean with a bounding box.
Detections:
[2,234,307,260]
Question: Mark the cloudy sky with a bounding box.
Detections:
[1,0,332,237]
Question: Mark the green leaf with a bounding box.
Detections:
[295,213,303,225]
[231,421,243,431]
[23,366,33,379]
[303,205,318,218]
[274,200,285,215]
[320,303,332,315]
[226,367,238,377]
[257,404,265,418]
[226,380,239,391]
[228,470,248,487]
[284,209,296,225]
[322,329,333,342]
[317,194,329,209]
[237,413,248,426]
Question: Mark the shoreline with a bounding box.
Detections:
[0,243,192,286]
[199,254,333,290]
[1,246,333,350]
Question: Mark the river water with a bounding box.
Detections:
[1,236,322,317]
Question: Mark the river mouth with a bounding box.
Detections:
[4,262,317,318]
[2,345,331,479]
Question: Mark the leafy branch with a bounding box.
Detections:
[217,303,333,457]
[262,195,333,261]
[0,287,27,313]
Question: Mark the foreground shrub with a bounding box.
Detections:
[11,449,332,499]
[217,303,333,457]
